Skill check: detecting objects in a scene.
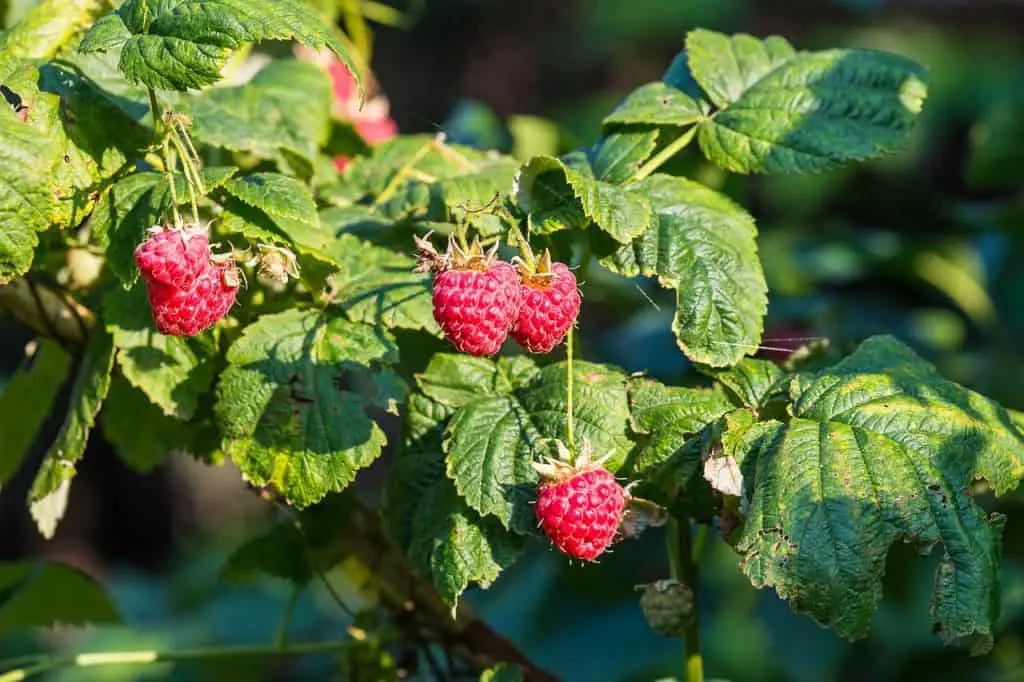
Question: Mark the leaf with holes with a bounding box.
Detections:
[215,309,406,508]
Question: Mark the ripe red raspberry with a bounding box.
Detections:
[134,225,210,289]
[146,261,239,337]
[534,443,625,561]
[512,252,581,354]
[415,235,521,357]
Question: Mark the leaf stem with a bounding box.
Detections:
[168,129,201,225]
[566,325,575,461]
[0,641,349,681]
[147,87,161,137]
[628,125,698,185]
[668,519,703,682]
[276,586,301,651]
[161,138,182,228]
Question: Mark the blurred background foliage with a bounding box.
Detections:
[1,0,1023,680]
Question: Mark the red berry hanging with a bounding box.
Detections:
[534,441,626,561]
[512,248,581,354]
[146,259,240,337]
[134,224,211,289]
[414,234,521,357]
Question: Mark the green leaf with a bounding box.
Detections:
[104,285,216,420]
[0,561,120,631]
[184,59,333,174]
[384,394,521,610]
[702,357,789,410]
[28,326,115,539]
[91,167,237,286]
[222,522,313,585]
[79,0,361,94]
[480,664,524,682]
[216,309,405,508]
[443,359,632,530]
[514,154,652,242]
[733,335,1024,653]
[416,353,538,408]
[325,234,439,335]
[600,174,766,366]
[603,83,705,128]
[0,0,106,59]
[687,30,928,174]
[627,377,733,475]
[0,340,72,484]
[101,377,212,472]
[586,130,659,184]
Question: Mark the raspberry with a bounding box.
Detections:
[534,442,625,561]
[134,225,210,289]
[415,236,521,357]
[511,249,581,354]
[637,580,695,637]
[146,261,239,337]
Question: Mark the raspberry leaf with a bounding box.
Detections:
[515,154,653,242]
[182,60,333,177]
[216,309,406,508]
[28,325,115,539]
[385,393,522,610]
[0,561,121,631]
[687,29,928,174]
[103,286,217,421]
[732,335,1024,652]
[700,357,791,411]
[326,234,440,335]
[603,82,706,129]
[586,130,660,184]
[416,353,538,408]
[601,174,766,367]
[626,377,733,475]
[0,340,72,484]
[443,359,632,530]
[79,0,361,95]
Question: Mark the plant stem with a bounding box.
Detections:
[668,519,703,682]
[276,586,301,650]
[628,125,698,185]
[373,138,434,205]
[161,138,182,227]
[566,325,575,460]
[147,87,161,135]
[0,641,349,681]
[168,129,201,224]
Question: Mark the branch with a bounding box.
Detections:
[0,277,93,347]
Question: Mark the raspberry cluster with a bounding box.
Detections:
[134,226,240,337]
[415,235,581,357]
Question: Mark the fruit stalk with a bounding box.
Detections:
[668,518,703,682]
[566,324,576,460]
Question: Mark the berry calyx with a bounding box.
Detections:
[534,441,626,561]
[134,224,210,289]
[512,248,581,354]
[414,234,521,357]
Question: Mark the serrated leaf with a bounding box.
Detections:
[603,83,705,129]
[733,335,1024,653]
[686,30,928,174]
[325,234,439,334]
[0,0,104,58]
[444,359,632,529]
[384,393,520,610]
[586,130,659,184]
[514,154,652,242]
[104,285,216,420]
[28,326,115,538]
[627,377,733,475]
[0,561,120,630]
[0,340,72,484]
[216,309,405,508]
[79,0,360,95]
[600,174,766,366]
[416,353,537,408]
[184,59,333,174]
[91,167,237,286]
[702,357,789,410]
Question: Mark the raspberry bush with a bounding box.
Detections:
[0,1,1021,680]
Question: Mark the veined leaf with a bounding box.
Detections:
[216,309,406,508]
[0,0,105,59]
[514,154,652,242]
[104,286,216,420]
[417,353,538,408]
[28,326,115,539]
[702,357,790,411]
[384,393,521,610]
[0,340,72,484]
[601,174,766,366]
[603,83,706,129]
[587,130,660,184]
[443,358,632,530]
[733,335,1024,653]
[686,30,928,174]
[0,561,120,630]
[326,234,439,335]
[79,0,361,94]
